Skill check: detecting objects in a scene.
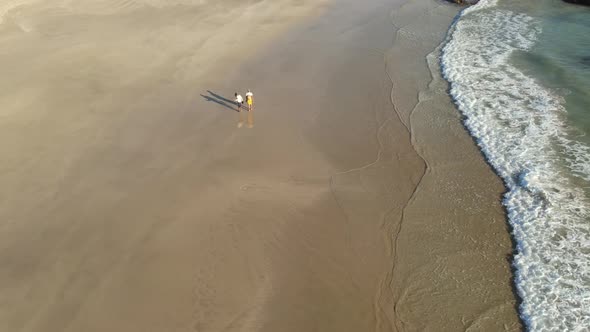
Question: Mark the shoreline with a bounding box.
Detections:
[441,1,590,328]
[380,1,522,329]
[0,0,521,330]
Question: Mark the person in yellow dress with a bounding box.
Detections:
[245,90,254,128]
[245,89,254,112]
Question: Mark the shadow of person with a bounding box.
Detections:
[200,92,238,112]
[207,90,237,105]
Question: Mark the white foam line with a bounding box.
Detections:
[442,1,590,331]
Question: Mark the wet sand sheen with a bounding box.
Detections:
[0,0,521,331]
[386,2,523,330]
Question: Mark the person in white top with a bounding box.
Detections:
[234,92,244,112]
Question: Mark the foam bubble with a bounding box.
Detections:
[463,0,498,14]
[442,1,590,330]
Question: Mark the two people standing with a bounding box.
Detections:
[235,89,254,128]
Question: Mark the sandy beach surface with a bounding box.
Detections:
[0,0,521,331]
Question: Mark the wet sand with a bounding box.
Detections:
[0,0,521,331]
[385,2,523,330]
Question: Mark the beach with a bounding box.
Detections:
[0,0,521,331]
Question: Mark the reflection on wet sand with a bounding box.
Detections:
[238,109,254,128]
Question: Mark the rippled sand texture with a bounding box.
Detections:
[385,1,523,331]
[0,0,520,331]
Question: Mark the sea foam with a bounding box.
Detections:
[441,0,590,330]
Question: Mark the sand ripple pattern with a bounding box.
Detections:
[60,0,208,15]
[0,0,208,27]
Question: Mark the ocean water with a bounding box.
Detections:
[441,0,590,330]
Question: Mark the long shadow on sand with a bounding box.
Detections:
[201,90,239,112]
